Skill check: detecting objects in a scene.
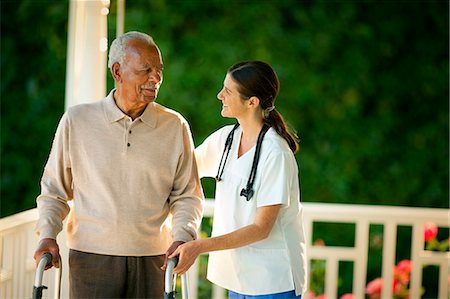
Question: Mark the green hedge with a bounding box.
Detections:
[1,1,448,214]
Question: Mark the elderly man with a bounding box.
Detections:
[34,31,203,298]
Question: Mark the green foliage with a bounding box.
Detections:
[1,1,448,217]
[121,0,449,208]
[309,259,326,295]
[1,0,68,216]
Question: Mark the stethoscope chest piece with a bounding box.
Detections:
[216,123,270,202]
[240,188,254,201]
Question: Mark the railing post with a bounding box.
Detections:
[354,219,369,298]
[410,221,423,298]
[381,221,396,298]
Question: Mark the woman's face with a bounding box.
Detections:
[217,74,247,118]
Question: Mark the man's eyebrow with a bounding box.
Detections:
[141,63,164,70]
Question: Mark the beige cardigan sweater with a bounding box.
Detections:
[36,90,204,256]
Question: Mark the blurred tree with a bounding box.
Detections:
[121,0,449,208]
[1,0,448,218]
[1,0,68,216]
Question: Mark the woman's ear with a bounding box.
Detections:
[248,96,260,109]
[111,63,121,82]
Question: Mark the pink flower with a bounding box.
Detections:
[305,291,316,299]
[317,295,327,299]
[394,259,412,284]
[396,272,410,285]
[366,277,383,298]
[424,222,438,241]
[340,293,354,299]
[396,260,412,273]
[314,239,325,246]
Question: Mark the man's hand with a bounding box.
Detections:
[33,238,61,270]
[168,239,202,275]
[160,240,185,271]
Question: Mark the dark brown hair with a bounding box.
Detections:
[228,61,299,153]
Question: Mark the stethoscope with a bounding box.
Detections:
[215,123,270,201]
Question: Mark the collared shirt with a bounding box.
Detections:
[36,90,204,256]
[195,125,307,296]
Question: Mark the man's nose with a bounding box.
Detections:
[147,71,162,83]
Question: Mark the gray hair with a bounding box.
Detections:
[108,31,156,69]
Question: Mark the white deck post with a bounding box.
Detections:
[116,0,125,37]
[65,0,110,109]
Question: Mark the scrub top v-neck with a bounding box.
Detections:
[195,124,307,296]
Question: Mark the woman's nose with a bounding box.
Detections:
[217,90,224,101]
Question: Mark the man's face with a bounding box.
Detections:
[118,40,163,105]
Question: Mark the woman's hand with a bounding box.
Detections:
[161,240,185,271]
[168,239,203,275]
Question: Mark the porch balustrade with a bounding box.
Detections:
[1,200,448,299]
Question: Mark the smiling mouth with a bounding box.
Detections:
[141,83,157,90]
[141,87,156,96]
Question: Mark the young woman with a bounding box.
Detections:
[169,61,307,298]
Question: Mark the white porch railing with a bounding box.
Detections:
[1,201,448,299]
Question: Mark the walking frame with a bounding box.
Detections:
[32,254,187,299]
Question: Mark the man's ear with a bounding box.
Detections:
[248,96,260,109]
[111,63,121,82]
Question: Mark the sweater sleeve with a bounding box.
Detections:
[168,120,204,242]
[35,112,72,240]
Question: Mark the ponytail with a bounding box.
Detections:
[264,109,299,154]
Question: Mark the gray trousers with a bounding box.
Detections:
[69,249,165,299]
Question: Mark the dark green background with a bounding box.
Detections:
[2,0,448,217]
[1,1,448,298]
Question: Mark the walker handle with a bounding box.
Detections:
[31,252,61,299]
[34,252,52,287]
[164,256,189,299]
